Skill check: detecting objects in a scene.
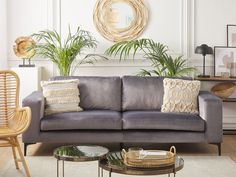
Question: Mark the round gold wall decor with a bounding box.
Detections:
[93,0,148,42]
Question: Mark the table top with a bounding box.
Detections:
[99,152,184,176]
[54,145,109,162]
[195,76,236,82]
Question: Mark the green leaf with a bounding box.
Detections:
[106,152,124,167]
[137,69,152,76]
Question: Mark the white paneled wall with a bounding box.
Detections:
[3,0,236,76]
[0,0,7,69]
[189,0,236,76]
[59,0,188,77]
[6,0,54,80]
[2,0,236,129]
[61,0,183,54]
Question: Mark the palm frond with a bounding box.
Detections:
[106,38,195,77]
[31,26,102,76]
[137,69,152,76]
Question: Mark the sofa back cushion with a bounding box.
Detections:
[122,76,165,111]
[51,76,121,111]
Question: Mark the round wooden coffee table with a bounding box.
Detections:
[99,152,184,177]
[54,145,109,177]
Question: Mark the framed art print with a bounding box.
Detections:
[227,25,236,47]
[214,46,236,77]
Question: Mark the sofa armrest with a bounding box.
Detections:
[22,91,45,143]
[198,91,223,143]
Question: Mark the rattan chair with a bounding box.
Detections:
[0,70,31,177]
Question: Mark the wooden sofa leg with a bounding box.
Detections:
[211,143,221,156]
[217,143,221,156]
[24,143,35,156]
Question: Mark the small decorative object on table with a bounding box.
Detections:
[227,24,236,47]
[214,46,236,77]
[13,36,36,67]
[211,82,236,99]
[221,72,230,78]
[195,44,213,78]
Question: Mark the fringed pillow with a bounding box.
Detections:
[41,79,82,115]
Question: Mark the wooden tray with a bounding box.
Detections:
[122,146,176,168]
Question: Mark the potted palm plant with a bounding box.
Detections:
[31,27,105,76]
[106,38,195,77]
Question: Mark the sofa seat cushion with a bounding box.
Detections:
[123,111,205,132]
[41,110,122,131]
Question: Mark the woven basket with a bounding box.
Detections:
[211,82,236,99]
[122,146,176,168]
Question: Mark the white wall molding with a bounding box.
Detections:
[47,0,54,30]
[51,0,61,76]
[189,0,196,60]
[41,0,53,30]
[52,0,61,32]
[0,0,8,69]
[223,115,236,129]
[8,58,50,62]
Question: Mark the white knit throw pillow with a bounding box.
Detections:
[161,78,201,114]
[41,79,83,115]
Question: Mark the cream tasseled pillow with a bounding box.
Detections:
[161,78,201,114]
[41,79,83,115]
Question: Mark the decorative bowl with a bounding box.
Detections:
[211,82,236,99]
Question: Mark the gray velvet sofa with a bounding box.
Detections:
[22,76,223,156]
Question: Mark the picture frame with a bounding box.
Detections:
[214,46,236,77]
[227,24,236,47]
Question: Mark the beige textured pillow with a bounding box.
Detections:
[161,78,201,114]
[41,79,83,115]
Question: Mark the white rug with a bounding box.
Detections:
[1,156,236,177]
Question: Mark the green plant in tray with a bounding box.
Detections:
[107,152,125,168]
[58,146,85,157]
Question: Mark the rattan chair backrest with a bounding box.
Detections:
[0,70,19,128]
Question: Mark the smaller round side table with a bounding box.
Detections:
[54,145,109,177]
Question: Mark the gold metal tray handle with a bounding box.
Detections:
[122,149,127,158]
[170,146,176,156]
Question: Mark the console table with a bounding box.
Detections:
[195,77,236,130]
[195,77,236,102]
[54,145,109,177]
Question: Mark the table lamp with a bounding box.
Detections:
[195,44,213,78]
